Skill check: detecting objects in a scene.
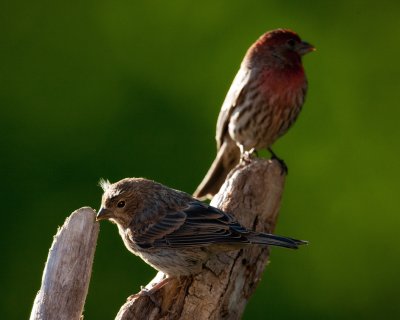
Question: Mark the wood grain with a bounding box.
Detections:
[30,207,99,320]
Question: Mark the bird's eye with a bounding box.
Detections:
[117,200,126,208]
[287,39,296,47]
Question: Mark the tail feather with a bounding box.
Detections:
[194,140,240,200]
[248,232,308,249]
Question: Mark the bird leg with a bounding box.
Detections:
[240,147,258,163]
[128,272,172,307]
[268,147,288,174]
[249,148,259,157]
[142,275,172,293]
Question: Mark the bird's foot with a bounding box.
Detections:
[128,275,172,307]
[240,148,258,164]
[268,148,288,175]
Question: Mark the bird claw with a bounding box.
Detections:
[268,148,288,175]
[136,276,189,309]
[240,149,258,164]
[240,153,252,164]
[140,286,162,308]
[273,156,288,175]
[128,275,172,307]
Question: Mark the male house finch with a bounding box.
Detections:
[96,177,306,277]
[194,29,315,199]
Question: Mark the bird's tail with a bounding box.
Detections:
[248,232,308,249]
[193,140,241,200]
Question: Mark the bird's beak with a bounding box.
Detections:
[96,207,113,221]
[297,41,316,56]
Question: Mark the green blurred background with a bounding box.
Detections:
[1,0,399,318]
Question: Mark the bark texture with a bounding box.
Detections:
[116,158,286,320]
[30,207,99,320]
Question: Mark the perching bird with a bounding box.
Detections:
[194,29,315,199]
[96,177,306,277]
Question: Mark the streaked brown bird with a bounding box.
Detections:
[96,177,306,277]
[194,29,315,199]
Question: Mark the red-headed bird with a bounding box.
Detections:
[194,29,315,199]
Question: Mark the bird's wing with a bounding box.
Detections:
[133,202,252,249]
[215,66,252,149]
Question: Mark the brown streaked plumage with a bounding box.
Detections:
[194,29,315,199]
[97,177,307,277]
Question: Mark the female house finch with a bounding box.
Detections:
[194,29,315,199]
[96,178,306,277]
